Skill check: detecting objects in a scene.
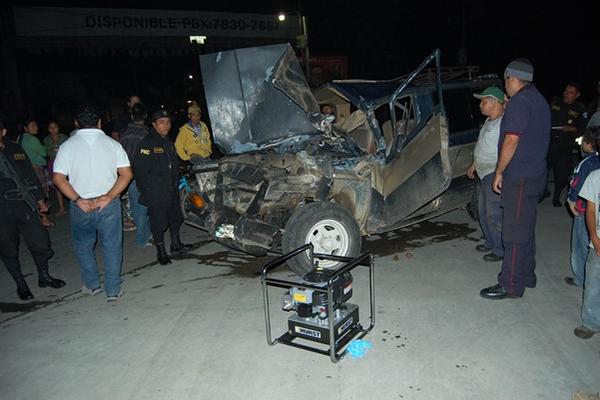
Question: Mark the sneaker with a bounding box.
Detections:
[81,285,103,296]
[475,244,490,253]
[574,325,597,339]
[483,253,503,262]
[106,289,124,302]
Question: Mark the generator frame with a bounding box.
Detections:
[261,243,375,363]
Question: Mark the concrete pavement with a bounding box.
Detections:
[0,203,598,400]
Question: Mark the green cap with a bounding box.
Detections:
[473,86,505,103]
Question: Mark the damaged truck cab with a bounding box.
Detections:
[182,44,500,276]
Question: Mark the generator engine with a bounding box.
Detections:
[280,269,359,344]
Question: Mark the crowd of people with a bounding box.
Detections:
[1,58,599,343]
[0,99,212,301]
[467,58,600,341]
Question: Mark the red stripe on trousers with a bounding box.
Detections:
[510,178,525,293]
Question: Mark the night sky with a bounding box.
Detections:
[2,0,598,126]
[68,0,597,98]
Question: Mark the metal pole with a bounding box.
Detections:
[301,14,310,84]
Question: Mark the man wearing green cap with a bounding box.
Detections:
[467,86,506,263]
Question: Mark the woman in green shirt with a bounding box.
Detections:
[43,121,68,216]
[20,119,53,227]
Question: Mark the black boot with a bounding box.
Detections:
[38,271,66,289]
[16,279,34,301]
[156,243,172,265]
[170,234,192,253]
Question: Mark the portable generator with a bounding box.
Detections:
[261,244,375,362]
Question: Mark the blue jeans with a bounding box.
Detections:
[570,214,589,286]
[478,173,503,256]
[582,249,600,331]
[70,198,123,296]
[128,181,151,246]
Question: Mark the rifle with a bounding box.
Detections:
[0,150,40,211]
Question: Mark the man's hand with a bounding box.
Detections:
[94,194,114,210]
[77,199,95,213]
[568,202,579,216]
[493,172,503,194]
[592,236,600,257]
[467,163,476,180]
[37,200,48,213]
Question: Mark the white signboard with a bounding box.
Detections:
[13,7,300,39]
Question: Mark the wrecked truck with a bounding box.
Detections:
[181,44,501,276]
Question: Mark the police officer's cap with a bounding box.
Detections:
[151,109,171,122]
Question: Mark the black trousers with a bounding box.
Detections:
[0,202,53,282]
[547,140,573,201]
[498,174,546,296]
[148,200,184,246]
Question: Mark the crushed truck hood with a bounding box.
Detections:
[200,43,321,155]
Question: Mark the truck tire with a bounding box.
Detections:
[282,202,361,277]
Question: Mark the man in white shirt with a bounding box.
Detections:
[53,104,132,301]
[467,86,506,262]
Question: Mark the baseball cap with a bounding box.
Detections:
[188,105,201,115]
[151,109,171,122]
[473,86,505,103]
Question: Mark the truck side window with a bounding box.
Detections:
[444,88,478,133]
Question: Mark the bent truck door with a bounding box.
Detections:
[370,49,452,227]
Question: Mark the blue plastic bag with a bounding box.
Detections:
[346,339,373,359]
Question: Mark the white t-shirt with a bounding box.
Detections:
[579,169,600,247]
[53,128,130,198]
[473,116,502,178]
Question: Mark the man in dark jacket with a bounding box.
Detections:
[133,109,191,264]
[0,118,65,300]
[120,103,151,247]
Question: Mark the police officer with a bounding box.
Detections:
[546,81,588,207]
[0,118,65,300]
[133,110,191,265]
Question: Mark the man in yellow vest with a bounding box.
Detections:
[175,105,212,162]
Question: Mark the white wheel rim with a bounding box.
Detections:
[305,219,350,269]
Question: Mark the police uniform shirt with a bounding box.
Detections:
[0,142,45,210]
[550,98,588,144]
[133,129,180,207]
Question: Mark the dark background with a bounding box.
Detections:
[2,0,598,134]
